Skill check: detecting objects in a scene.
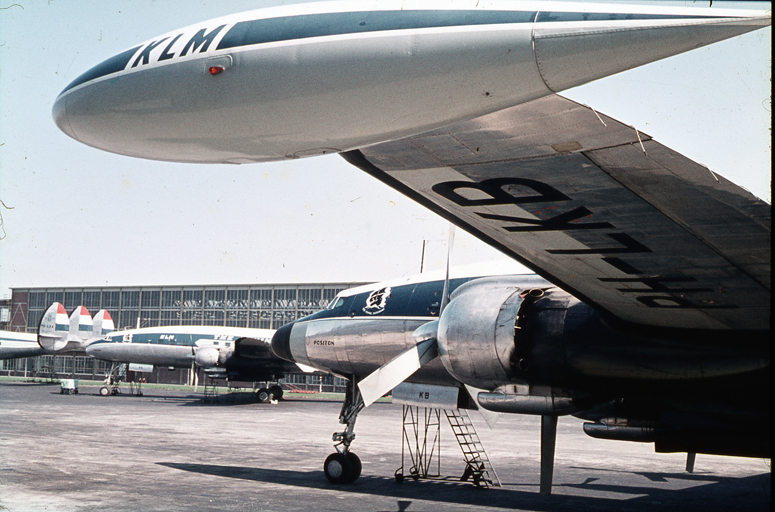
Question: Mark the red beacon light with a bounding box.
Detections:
[208,65,225,76]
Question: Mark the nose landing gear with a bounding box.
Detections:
[323,380,364,484]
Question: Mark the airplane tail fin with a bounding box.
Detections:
[38,302,70,351]
[68,306,94,349]
[93,310,115,339]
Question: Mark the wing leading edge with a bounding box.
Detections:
[343,94,770,331]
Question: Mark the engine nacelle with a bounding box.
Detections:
[437,276,572,390]
[437,276,769,399]
[195,347,220,368]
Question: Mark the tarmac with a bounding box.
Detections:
[0,381,770,512]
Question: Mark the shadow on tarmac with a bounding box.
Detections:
[3,381,61,387]
[158,462,770,511]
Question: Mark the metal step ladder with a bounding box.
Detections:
[444,409,502,488]
[202,374,221,403]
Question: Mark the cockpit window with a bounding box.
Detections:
[330,297,345,309]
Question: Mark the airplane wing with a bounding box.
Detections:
[343,94,770,331]
[234,336,278,359]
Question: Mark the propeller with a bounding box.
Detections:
[357,226,455,407]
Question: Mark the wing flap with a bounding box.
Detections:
[345,95,770,330]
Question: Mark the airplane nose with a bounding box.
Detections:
[52,94,76,141]
[271,322,296,362]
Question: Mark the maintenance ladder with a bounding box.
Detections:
[444,409,502,488]
[397,406,501,488]
[202,375,221,403]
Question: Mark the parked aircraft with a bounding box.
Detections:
[0,303,113,360]
[38,302,114,352]
[52,0,770,493]
[0,331,46,360]
[85,325,309,399]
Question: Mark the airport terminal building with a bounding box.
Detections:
[2,281,369,389]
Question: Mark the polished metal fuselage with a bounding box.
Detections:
[289,316,455,385]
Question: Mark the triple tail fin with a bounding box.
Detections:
[69,306,94,347]
[92,310,115,339]
[38,303,101,352]
[38,302,70,351]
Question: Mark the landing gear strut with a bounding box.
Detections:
[324,379,364,484]
[99,363,126,396]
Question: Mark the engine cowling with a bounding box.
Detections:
[195,347,220,368]
[437,275,572,390]
[437,276,769,399]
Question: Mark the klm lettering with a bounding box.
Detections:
[132,25,226,68]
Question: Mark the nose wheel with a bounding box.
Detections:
[324,452,362,484]
[324,379,364,484]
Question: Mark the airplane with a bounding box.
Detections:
[0,331,47,360]
[37,302,115,352]
[51,0,770,494]
[85,325,313,399]
[0,303,113,360]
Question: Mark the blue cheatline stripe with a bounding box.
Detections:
[60,9,732,91]
[217,9,725,50]
[217,10,537,49]
[56,324,68,331]
[534,11,717,23]
[61,45,142,94]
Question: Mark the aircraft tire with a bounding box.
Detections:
[256,388,271,403]
[324,453,353,484]
[346,452,362,483]
[99,387,110,397]
[269,385,283,401]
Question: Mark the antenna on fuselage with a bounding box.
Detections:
[440,225,455,314]
[420,239,426,273]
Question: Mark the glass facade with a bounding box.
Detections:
[6,281,368,388]
[15,282,367,333]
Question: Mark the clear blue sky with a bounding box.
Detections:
[0,1,770,298]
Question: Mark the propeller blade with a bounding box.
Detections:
[358,337,438,408]
[295,362,317,373]
[463,384,499,429]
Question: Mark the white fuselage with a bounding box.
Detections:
[85,325,274,368]
[0,332,48,360]
[52,1,770,164]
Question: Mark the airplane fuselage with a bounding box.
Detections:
[52,1,770,164]
[86,325,295,381]
[0,332,49,360]
[272,273,770,456]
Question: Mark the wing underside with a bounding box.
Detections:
[343,94,770,331]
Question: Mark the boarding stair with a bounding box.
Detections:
[444,409,501,488]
